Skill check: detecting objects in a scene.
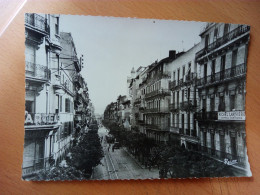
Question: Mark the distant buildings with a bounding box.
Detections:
[104,22,250,169]
[23,14,92,178]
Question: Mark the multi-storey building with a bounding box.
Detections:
[23,14,87,178]
[143,52,176,143]
[136,67,149,134]
[168,46,201,150]
[23,14,62,177]
[59,32,89,138]
[195,23,250,167]
[104,102,118,122]
[128,66,146,129]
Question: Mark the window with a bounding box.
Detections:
[230,95,235,110]
[183,66,185,78]
[177,91,179,108]
[25,100,34,113]
[218,96,225,111]
[60,96,63,112]
[65,98,71,112]
[177,69,180,82]
[214,28,218,40]
[55,17,59,35]
[223,24,229,35]
[220,55,226,80]
[210,97,215,111]
[187,88,190,102]
[205,34,209,49]
[232,49,238,68]
[56,95,59,113]
[204,63,207,79]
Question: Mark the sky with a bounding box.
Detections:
[60,15,205,115]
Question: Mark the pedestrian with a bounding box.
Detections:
[108,145,110,152]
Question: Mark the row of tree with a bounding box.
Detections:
[102,120,236,178]
[34,128,104,180]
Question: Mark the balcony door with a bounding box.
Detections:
[220,55,226,80]
[204,64,207,83]
[181,114,184,133]
[210,133,215,155]
[205,34,209,50]
[223,24,229,35]
[220,132,225,158]
[230,134,237,159]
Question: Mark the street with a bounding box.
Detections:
[92,127,159,180]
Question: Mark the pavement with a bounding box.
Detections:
[92,127,159,180]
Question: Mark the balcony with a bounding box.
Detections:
[185,73,196,85]
[175,78,184,89]
[25,62,51,82]
[169,80,176,90]
[180,100,197,112]
[143,107,169,114]
[24,112,60,129]
[146,124,170,132]
[25,13,50,36]
[195,111,218,121]
[145,89,171,99]
[196,25,250,61]
[158,71,171,79]
[196,63,246,87]
[170,126,179,134]
[134,98,141,105]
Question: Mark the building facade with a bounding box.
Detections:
[168,46,201,150]
[23,14,89,178]
[195,23,250,167]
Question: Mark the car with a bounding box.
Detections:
[113,142,121,149]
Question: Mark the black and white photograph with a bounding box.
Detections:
[22,14,251,180]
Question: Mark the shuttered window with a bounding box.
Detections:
[65,98,70,112]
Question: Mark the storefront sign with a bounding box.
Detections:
[25,113,59,125]
[218,111,245,121]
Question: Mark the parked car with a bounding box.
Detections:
[113,142,121,149]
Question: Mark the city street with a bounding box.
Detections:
[92,127,159,180]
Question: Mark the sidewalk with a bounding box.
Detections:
[122,147,145,169]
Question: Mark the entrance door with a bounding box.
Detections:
[220,133,225,159]
[181,114,184,134]
[210,133,215,155]
[230,136,237,159]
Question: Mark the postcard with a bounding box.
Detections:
[22,14,251,180]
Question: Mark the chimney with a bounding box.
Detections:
[169,50,176,59]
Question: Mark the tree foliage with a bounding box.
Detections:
[34,129,104,180]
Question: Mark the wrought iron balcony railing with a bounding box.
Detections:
[25,13,49,34]
[25,62,51,81]
[195,111,218,121]
[145,89,171,99]
[196,25,250,60]
[185,72,196,85]
[143,107,169,113]
[134,98,141,104]
[169,80,176,90]
[180,100,197,112]
[146,124,170,131]
[196,63,246,87]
